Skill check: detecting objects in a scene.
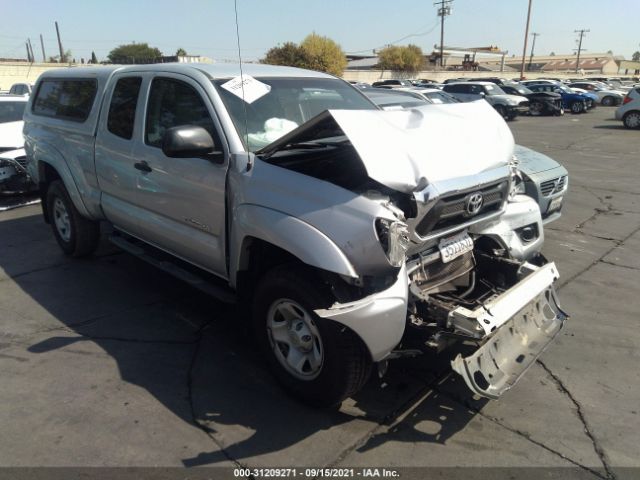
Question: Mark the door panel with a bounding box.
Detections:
[95,75,145,228]
[131,74,229,276]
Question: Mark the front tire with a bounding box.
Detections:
[46,180,100,257]
[494,105,508,120]
[570,101,585,114]
[529,101,544,116]
[252,265,371,407]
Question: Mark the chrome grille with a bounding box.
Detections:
[415,180,509,237]
[540,175,566,196]
[15,157,28,169]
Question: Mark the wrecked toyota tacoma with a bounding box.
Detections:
[23,64,567,407]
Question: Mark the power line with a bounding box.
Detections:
[345,20,440,55]
[434,0,453,68]
[574,28,589,74]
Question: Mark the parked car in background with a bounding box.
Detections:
[442,81,529,120]
[371,79,413,88]
[567,82,624,106]
[500,84,564,116]
[615,87,640,129]
[364,88,428,110]
[412,88,459,104]
[512,145,568,225]
[525,83,590,113]
[587,77,633,92]
[0,96,34,193]
[8,83,33,96]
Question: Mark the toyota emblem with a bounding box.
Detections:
[466,192,484,215]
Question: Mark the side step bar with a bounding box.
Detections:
[109,234,237,304]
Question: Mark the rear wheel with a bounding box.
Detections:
[601,96,615,106]
[570,101,585,114]
[46,180,100,257]
[623,111,640,129]
[252,265,372,407]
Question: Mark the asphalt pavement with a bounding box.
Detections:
[0,107,638,479]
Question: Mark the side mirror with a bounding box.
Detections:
[162,125,216,158]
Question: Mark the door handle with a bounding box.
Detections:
[134,161,152,173]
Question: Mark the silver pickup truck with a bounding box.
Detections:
[23,64,567,407]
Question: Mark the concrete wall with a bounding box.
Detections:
[342,69,597,83]
[0,62,91,91]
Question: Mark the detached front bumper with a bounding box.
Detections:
[450,262,567,399]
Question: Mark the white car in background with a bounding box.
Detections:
[615,87,640,129]
[568,82,625,106]
[0,96,33,193]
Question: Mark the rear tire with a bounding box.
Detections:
[252,265,372,407]
[623,111,640,129]
[601,96,615,106]
[46,180,100,257]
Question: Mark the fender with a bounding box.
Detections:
[229,204,358,287]
[31,141,94,220]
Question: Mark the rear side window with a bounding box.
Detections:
[32,79,97,122]
[0,102,26,123]
[107,77,142,139]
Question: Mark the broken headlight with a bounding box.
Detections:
[375,218,409,267]
[509,168,526,200]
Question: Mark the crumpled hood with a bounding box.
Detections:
[328,101,514,193]
[0,121,24,149]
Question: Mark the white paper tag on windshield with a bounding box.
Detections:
[220,75,271,104]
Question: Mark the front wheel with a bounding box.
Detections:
[46,180,100,257]
[529,101,544,116]
[570,101,585,114]
[252,266,372,407]
[494,105,508,120]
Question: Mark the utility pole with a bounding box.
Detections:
[55,21,65,63]
[40,34,46,62]
[574,29,589,74]
[519,0,533,80]
[528,32,540,71]
[28,38,35,63]
[434,0,453,68]
[25,42,32,62]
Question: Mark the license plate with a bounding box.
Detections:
[439,231,474,264]
[548,196,563,213]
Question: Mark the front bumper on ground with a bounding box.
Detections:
[450,262,567,399]
[314,264,408,362]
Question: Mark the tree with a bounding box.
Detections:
[633,51,640,62]
[607,50,613,54]
[91,51,98,64]
[262,42,310,69]
[176,48,187,56]
[378,44,425,73]
[550,51,556,56]
[107,43,162,64]
[48,49,72,63]
[299,33,347,76]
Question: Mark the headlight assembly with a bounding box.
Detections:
[375,218,409,267]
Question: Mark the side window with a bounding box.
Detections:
[469,85,481,94]
[145,77,220,149]
[107,77,142,140]
[33,79,97,122]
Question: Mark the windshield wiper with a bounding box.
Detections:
[261,140,347,160]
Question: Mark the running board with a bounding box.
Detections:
[109,234,236,304]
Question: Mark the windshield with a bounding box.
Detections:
[484,84,506,95]
[424,91,459,104]
[213,77,375,151]
[0,102,26,124]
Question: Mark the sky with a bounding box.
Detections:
[1,0,639,63]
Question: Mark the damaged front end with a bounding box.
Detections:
[0,148,36,194]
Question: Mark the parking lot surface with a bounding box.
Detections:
[0,107,638,478]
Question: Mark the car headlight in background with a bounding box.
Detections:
[375,218,409,267]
